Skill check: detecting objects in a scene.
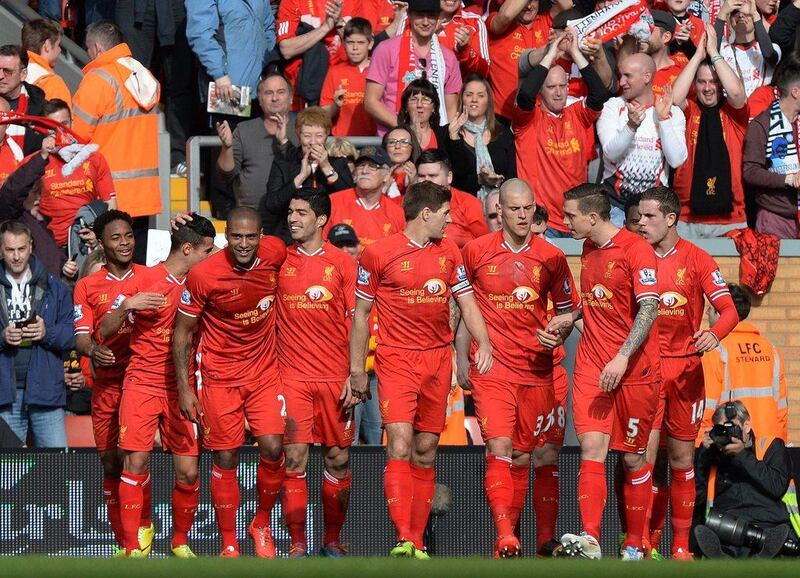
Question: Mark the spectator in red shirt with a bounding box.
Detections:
[436,0,491,77]
[321,18,378,137]
[671,27,749,238]
[666,0,704,57]
[446,74,516,197]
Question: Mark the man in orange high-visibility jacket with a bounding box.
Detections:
[72,21,161,264]
[699,284,788,453]
[21,19,72,109]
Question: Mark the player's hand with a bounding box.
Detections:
[456,353,472,391]
[215,120,234,148]
[599,354,628,392]
[62,258,78,279]
[655,85,674,122]
[3,323,22,347]
[339,376,360,409]
[170,212,193,232]
[693,329,719,353]
[626,101,647,129]
[536,328,563,350]
[91,344,116,366]
[454,25,471,52]
[124,292,166,311]
[22,316,46,342]
[178,387,203,424]
[350,370,370,401]
[473,342,493,375]
[214,75,234,103]
[545,312,574,336]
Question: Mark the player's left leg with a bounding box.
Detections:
[282,443,310,557]
[409,430,440,557]
[666,436,696,558]
[532,442,561,555]
[118,450,151,556]
[619,451,653,560]
[321,445,351,556]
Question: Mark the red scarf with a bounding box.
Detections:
[5,89,29,152]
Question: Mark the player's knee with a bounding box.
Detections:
[324,447,350,476]
[667,449,694,471]
[175,464,198,485]
[512,450,531,468]
[387,437,412,461]
[124,452,149,474]
[258,439,283,462]
[213,449,239,470]
[532,444,558,467]
[579,437,607,462]
[621,451,646,471]
[284,445,309,472]
[100,452,123,479]
[485,437,512,458]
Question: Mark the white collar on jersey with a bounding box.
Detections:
[407,238,431,249]
[655,244,679,259]
[234,256,261,272]
[105,268,134,282]
[298,246,325,257]
[356,197,381,211]
[500,240,530,254]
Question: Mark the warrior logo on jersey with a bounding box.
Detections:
[357,266,370,286]
[73,304,83,322]
[181,289,192,305]
[424,278,447,296]
[305,285,334,302]
[512,286,540,304]
[638,268,657,286]
[257,296,274,311]
[591,284,614,300]
[711,269,726,287]
[659,292,688,308]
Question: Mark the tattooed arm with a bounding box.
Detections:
[599,297,658,392]
[173,312,202,423]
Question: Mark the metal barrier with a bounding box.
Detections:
[185,134,382,216]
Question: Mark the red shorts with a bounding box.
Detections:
[471,374,554,452]
[284,378,354,447]
[375,345,451,434]
[118,389,199,455]
[658,355,705,441]
[91,383,122,452]
[540,364,569,446]
[572,373,660,454]
[200,378,286,450]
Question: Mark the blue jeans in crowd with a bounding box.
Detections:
[354,372,382,445]
[0,388,67,447]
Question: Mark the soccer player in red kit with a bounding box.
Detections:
[99,216,217,557]
[456,179,575,558]
[636,186,738,558]
[551,184,661,561]
[173,207,288,558]
[278,192,359,558]
[73,210,149,556]
[349,181,494,559]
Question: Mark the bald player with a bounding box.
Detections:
[174,207,288,558]
[457,179,576,557]
[597,53,687,227]
[514,28,611,238]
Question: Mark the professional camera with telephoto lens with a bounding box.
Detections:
[706,511,800,556]
[709,420,744,448]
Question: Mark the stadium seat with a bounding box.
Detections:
[464,416,484,446]
[65,415,95,448]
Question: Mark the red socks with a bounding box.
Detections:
[622,464,654,550]
[211,465,240,549]
[533,465,560,549]
[509,463,530,530]
[282,471,308,545]
[409,465,435,550]
[322,471,352,545]
[103,478,124,548]
[171,480,200,548]
[485,455,514,538]
[253,457,286,528]
[670,466,696,553]
[118,470,147,554]
[578,460,606,540]
[384,459,413,542]
[648,484,669,549]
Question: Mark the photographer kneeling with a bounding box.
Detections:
[693,400,800,558]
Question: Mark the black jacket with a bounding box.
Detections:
[443,122,517,196]
[695,435,792,529]
[261,142,354,244]
[19,82,46,156]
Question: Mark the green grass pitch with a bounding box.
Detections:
[3,557,799,577]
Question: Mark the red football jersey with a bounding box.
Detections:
[445,188,490,249]
[324,188,406,247]
[577,227,660,385]
[179,237,287,388]
[462,231,575,383]
[277,242,357,381]
[356,233,472,349]
[73,264,145,386]
[656,239,736,357]
[113,263,187,396]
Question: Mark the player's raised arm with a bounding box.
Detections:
[99,292,165,340]
[456,292,493,375]
[349,296,373,400]
[173,311,202,423]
